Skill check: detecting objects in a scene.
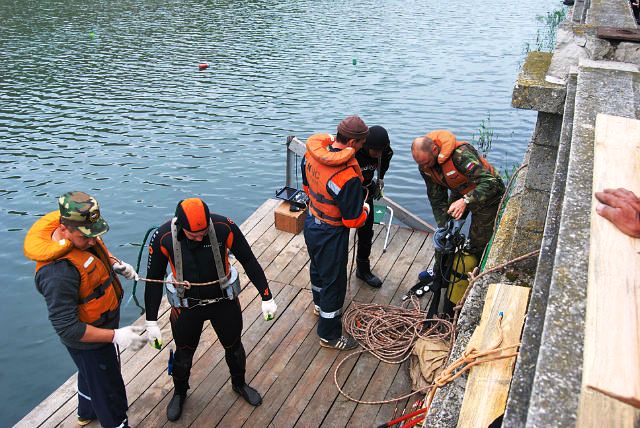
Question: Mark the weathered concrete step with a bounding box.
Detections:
[547,0,638,85]
[512,51,566,114]
[506,113,561,264]
[525,59,640,428]
[585,0,637,28]
[502,70,578,428]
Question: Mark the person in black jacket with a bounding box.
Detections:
[144,198,277,421]
[354,125,393,288]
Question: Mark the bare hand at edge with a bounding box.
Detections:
[595,188,640,238]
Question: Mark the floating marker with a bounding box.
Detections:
[198,63,209,71]
[352,58,357,65]
[89,31,95,39]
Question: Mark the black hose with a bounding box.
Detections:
[130,226,157,315]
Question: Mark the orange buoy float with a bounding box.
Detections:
[198,63,209,71]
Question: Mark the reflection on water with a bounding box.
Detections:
[0,0,559,424]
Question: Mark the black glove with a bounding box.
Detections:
[370,179,384,200]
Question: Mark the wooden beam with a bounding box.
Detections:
[578,114,640,425]
[596,26,640,43]
[457,283,530,428]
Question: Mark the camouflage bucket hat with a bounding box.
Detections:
[58,191,109,237]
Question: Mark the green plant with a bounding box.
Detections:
[501,163,519,182]
[471,117,521,182]
[519,5,567,67]
[536,8,566,52]
[472,114,494,158]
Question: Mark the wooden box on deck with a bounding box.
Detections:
[274,201,306,234]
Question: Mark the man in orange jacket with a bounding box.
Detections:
[24,191,145,428]
[412,131,505,260]
[302,115,371,351]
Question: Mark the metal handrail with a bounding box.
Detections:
[285,136,436,233]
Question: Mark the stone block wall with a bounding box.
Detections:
[425,1,640,426]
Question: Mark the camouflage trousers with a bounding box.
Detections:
[467,196,502,260]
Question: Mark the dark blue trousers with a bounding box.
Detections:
[66,344,129,428]
[304,214,349,340]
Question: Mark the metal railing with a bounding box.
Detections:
[285,136,435,233]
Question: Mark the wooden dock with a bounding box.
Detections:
[17,198,435,428]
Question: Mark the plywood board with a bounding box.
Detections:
[579,114,640,426]
[457,283,530,428]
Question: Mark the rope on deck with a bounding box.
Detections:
[335,250,540,406]
[335,297,453,404]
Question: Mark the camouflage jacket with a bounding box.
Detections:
[419,144,505,226]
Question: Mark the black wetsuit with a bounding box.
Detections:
[144,213,271,393]
[355,146,393,261]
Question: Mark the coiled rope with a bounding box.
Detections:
[334,297,454,404]
[424,313,520,411]
[335,250,540,407]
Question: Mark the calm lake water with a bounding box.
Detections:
[1,0,560,424]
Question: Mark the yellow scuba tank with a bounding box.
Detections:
[446,250,478,304]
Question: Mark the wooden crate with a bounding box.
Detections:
[274,201,306,234]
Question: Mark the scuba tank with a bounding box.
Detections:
[427,219,478,318]
[447,251,478,305]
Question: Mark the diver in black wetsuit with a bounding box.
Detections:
[354,125,393,288]
[144,198,277,421]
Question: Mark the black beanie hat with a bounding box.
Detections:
[364,125,390,150]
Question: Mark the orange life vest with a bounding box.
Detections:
[24,211,123,325]
[304,133,364,226]
[421,130,496,195]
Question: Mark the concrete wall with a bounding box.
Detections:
[425,1,640,426]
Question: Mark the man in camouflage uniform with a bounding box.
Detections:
[24,191,145,428]
[411,130,505,259]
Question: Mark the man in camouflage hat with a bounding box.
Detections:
[411,131,505,260]
[24,191,146,428]
[58,191,111,237]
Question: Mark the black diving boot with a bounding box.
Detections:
[356,259,383,288]
[232,383,263,406]
[166,393,186,422]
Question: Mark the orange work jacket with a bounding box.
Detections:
[421,130,496,195]
[304,133,364,227]
[24,211,123,325]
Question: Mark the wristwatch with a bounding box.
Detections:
[462,195,471,205]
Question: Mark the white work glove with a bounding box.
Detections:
[261,299,278,321]
[112,261,139,281]
[145,320,163,350]
[363,202,371,214]
[112,325,146,351]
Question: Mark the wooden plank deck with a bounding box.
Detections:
[17,198,435,428]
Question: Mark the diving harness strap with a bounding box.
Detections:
[166,217,240,308]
